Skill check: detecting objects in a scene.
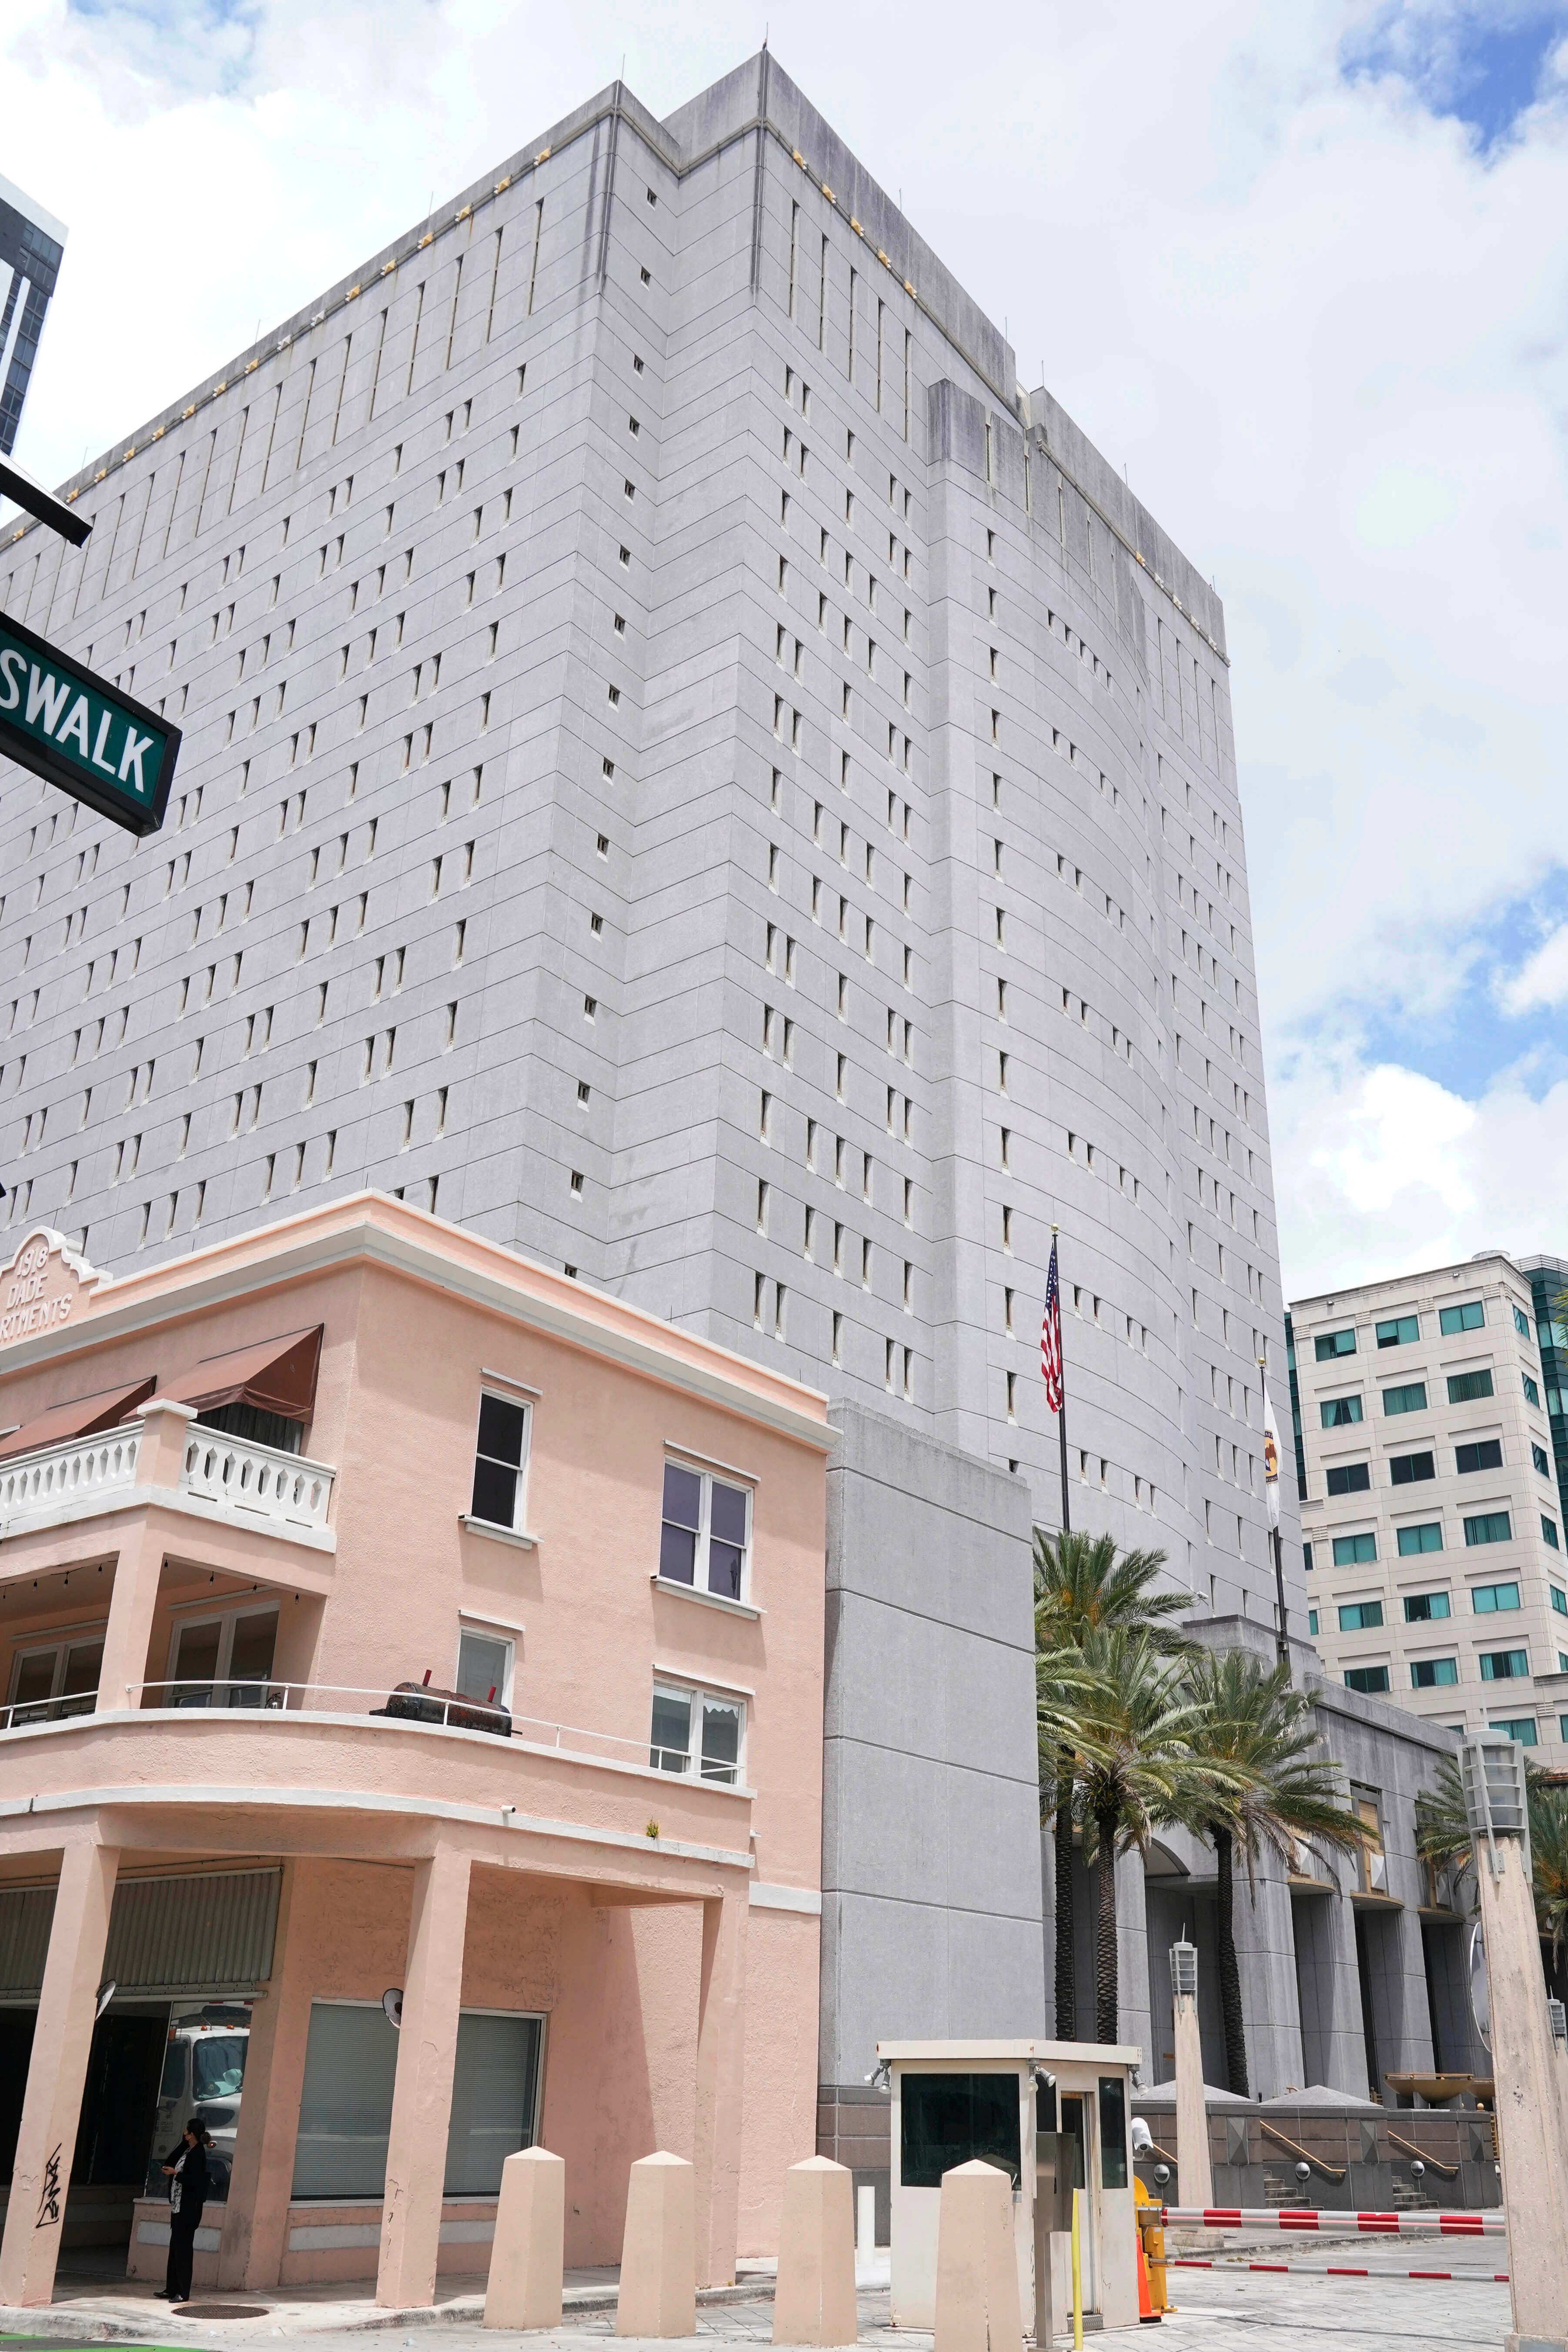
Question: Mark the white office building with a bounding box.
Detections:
[1291,1251,1568,1763]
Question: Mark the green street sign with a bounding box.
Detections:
[0,607,179,836]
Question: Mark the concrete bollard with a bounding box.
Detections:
[484,2145,565,2330]
[933,2160,1023,2352]
[616,2151,696,2339]
[773,2156,857,2346]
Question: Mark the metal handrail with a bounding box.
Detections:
[1385,2128,1459,2181]
[1258,2121,1347,2182]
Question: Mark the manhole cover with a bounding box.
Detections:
[173,2306,270,2320]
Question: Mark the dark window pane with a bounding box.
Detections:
[900,2073,1021,2189]
[59,1640,103,1697]
[662,1463,702,1529]
[659,1522,698,1584]
[650,1688,691,1771]
[708,1542,744,1600]
[711,1481,748,1545]
[1326,1463,1371,1495]
[476,1394,527,1469]
[471,1456,518,1527]
[1457,1440,1504,1474]
[701,1696,742,1781]
[1098,2076,1128,2189]
[1391,1453,1436,1485]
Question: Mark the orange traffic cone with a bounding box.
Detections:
[1136,2225,1162,2324]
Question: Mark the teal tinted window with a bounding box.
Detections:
[1447,1370,1494,1404]
[1514,1304,1531,1338]
[1321,1396,1364,1427]
[1345,1666,1390,1694]
[1327,1463,1371,1496]
[899,2073,1022,2189]
[1316,1329,1357,1360]
[1411,1657,1458,1687]
[1403,1589,1450,1620]
[1333,1533,1377,1567]
[1472,1580,1521,1610]
[1308,1610,1319,1635]
[1535,1444,1552,1477]
[1492,1717,1538,1746]
[1552,1587,1567,1617]
[1303,1542,1313,1572]
[1398,1524,1443,1557]
[1384,1383,1428,1415]
[1525,1374,1541,1407]
[1440,1301,1485,1335]
[1098,2076,1128,2190]
[1544,1518,1561,1551]
[1480,1649,1528,1680]
[1376,1315,1419,1348]
[1338,1600,1384,1630]
[1465,1515,1513,1549]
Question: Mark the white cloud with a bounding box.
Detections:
[1272,1037,1568,1296]
[1496,921,1568,1015]
[3,0,1566,1292]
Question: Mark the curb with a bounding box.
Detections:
[0,2277,777,2342]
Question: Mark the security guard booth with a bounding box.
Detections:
[879,2038,1141,2337]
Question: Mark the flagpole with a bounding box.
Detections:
[1053,1225,1070,1535]
[1260,1354,1288,1667]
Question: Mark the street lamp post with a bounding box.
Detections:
[1169,1938,1213,2211]
[1459,1733,1568,2352]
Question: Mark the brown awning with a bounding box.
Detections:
[0,1374,158,1462]
[162,1326,323,1421]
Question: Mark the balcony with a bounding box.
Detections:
[0,1419,334,1546]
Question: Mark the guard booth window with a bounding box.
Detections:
[1097,2075,1128,2188]
[899,2072,1021,2188]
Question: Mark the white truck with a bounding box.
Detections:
[146,2003,252,2197]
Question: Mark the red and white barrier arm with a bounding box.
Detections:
[1159,2206,1505,2237]
[1169,2258,1508,2282]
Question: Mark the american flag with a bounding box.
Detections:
[1040,1236,1063,1413]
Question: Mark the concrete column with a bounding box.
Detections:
[692,1886,748,2289]
[773,2156,856,2347]
[0,1841,120,2307]
[1477,1836,1568,2352]
[1172,1992,1212,2209]
[932,2158,1023,2352]
[97,1400,192,1707]
[617,2152,696,2338]
[1230,1858,1305,2100]
[484,2146,565,2330]
[376,1844,472,2309]
[1114,1848,1150,2060]
[218,1859,308,2289]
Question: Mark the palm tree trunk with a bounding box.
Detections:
[1054,1751,1077,2041]
[1214,1824,1250,2098]
[1095,1802,1120,2044]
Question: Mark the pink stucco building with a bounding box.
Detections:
[0,1195,829,2307]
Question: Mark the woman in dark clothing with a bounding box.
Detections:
[157,2118,211,2303]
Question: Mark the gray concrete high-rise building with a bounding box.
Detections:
[0,172,66,458]
[5,57,1461,2200]
[0,54,1295,1633]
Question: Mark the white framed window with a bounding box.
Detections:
[455,1624,514,1711]
[659,1460,751,1601]
[164,1604,279,1708]
[649,1680,746,1784]
[470,1391,531,1530]
[6,1628,105,1726]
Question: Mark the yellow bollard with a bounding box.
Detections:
[1133,2177,1173,2316]
[1070,2185,1083,2351]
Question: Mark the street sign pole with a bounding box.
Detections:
[0,605,179,836]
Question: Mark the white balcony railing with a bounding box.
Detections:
[0,1428,141,1520]
[0,1421,333,1540]
[180,1430,332,1532]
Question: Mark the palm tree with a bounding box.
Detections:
[1033,1530,1193,2041]
[1531,1785,1568,1970]
[1182,1650,1364,2097]
[1070,1628,1224,2045]
[1414,1754,1472,1882]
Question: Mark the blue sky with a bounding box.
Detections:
[5,0,1568,1297]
